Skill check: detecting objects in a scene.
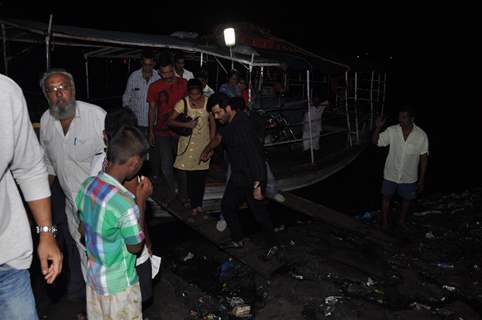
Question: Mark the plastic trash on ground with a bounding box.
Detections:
[183,251,195,262]
[425,231,436,239]
[218,259,234,280]
[410,302,431,311]
[442,285,456,292]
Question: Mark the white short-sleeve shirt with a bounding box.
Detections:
[40,101,106,236]
[378,124,429,184]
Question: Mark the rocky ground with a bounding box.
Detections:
[33,180,482,319]
[136,188,482,319]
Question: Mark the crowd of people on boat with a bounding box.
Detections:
[0,49,428,319]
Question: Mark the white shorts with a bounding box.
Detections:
[86,283,142,319]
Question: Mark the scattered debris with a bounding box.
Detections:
[425,231,436,239]
[366,277,375,287]
[183,252,195,262]
[413,210,443,216]
[232,305,251,317]
[442,285,456,292]
[274,224,286,232]
[436,262,455,269]
[324,296,342,305]
[355,210,379,223]
[154,189,482,319]
[410,302,431,311]
[290,272,304,280]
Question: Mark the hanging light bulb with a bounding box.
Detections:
[223,28,236,47]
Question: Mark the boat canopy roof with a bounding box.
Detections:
[0,18,349,73]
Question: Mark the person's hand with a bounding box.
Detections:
[37,234,63,284]
[199,148,214,162]
[253,186,264,200]
[149,130,156,146]
[186,118,198,129]
[136,176,153,203]
[375,114,386,129]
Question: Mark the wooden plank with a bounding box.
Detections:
[281,192,393,243]
[151,184,284,278]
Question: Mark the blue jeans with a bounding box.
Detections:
[0,265,38,320]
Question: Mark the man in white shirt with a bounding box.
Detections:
[174,54,194,80]
[373,106,428,228]
[122,50,160,135]
[39,69,105,296]
[198,69,215,97]
[303,95,329,152]
[0,74,62,319]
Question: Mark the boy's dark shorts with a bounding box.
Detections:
[382,179,417,200]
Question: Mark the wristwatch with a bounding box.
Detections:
[36,225,58,237]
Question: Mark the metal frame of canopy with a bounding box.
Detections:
[0,16,364,164]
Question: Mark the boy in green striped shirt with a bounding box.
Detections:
[77,126,152,319]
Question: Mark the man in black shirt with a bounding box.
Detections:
[201,93,277,258]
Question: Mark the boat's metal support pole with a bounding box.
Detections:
[259,66,264,110]
[214,56,228,74]
[200,52,203,67]
[283,70,288,94]
[344,71,353,147]
[45,14,53,70]
[306,70,314,164]
[215,64,219,91]
[1,24,8,75]
[84,55,90,99]
[248,54,254,104]
[381,73,387,115]
[127,57,131,75]
[259,67,264,91]
[370,71,374,129]
[377,73,381,112]
[354,72,359,144]
[229,47,234,70]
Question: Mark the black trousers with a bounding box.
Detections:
[135,259,152,303]
[221,179,276,245]
[49,179,85,300]
[185,170,208,209]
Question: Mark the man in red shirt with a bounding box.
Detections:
[147,52,187,203]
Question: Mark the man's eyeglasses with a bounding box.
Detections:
[46,84,71,94]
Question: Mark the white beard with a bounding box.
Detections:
[50,99,76,120]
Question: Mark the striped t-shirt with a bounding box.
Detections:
[76,172,144,295]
